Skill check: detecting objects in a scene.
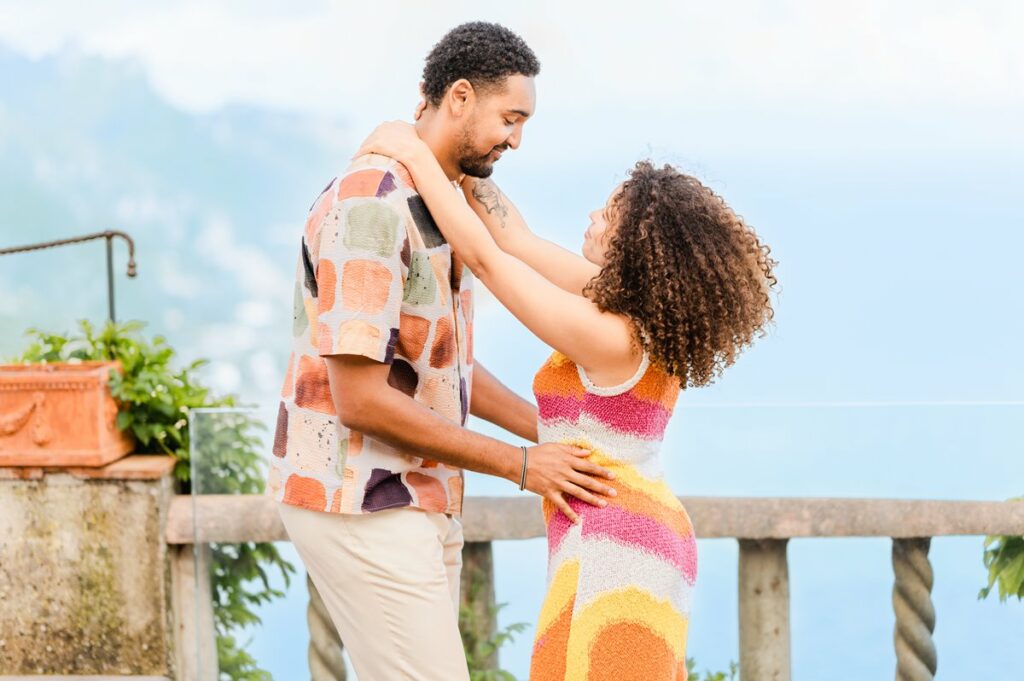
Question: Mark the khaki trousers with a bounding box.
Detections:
[278,503,470,681]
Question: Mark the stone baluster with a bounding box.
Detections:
[738,538,792,681]
[460,541,498,671]
[307,574,347,681]
[892,537,936,681]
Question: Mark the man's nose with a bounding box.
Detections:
[506,128,522,150]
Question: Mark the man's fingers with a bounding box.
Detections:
[571,457,616,480]
[551,493,579,523]
[560,481,607,508]
[568,470,617,498]
[566,446,616,478]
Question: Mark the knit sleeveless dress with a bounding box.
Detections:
[529,351,698,681]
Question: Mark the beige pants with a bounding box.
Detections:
[278,503,470,681]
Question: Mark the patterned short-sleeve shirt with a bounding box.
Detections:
[268,153,474,516]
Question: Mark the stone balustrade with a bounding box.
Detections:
[5,455,1024,680]
[168,493,1024,681]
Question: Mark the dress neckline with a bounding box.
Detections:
[575,352,651,397]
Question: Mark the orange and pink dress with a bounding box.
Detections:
[529,351,698,681]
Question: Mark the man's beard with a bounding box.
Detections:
[459,154,496,179]
[455,127,506,179]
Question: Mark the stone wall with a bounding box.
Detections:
[0,456,176,676]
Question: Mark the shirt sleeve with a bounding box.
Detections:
[314,165,409,363]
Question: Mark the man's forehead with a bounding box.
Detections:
[505,107,533,118]
[487,75,536,116]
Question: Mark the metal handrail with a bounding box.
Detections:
[0,231,137,322]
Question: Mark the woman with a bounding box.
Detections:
[357,123,777,681]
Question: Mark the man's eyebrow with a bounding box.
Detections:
[506,109,532,119]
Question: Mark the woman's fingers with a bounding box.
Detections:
[352,136,381,159]
[352,121,416,160]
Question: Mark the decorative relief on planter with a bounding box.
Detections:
[0,362,134,466]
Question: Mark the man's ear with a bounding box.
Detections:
[446,79,474,118]
[413,81,427,121]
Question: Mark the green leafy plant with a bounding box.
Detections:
[14,320,294,681]
[686,658,738,681]
[980,497,1024,603]
[459,559,528,681]
[460,599,528,681]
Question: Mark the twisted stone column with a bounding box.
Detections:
[307,574,346,681]
[892,537,936,681]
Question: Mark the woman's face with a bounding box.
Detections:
[582,184,623,266]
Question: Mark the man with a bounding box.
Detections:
[269,22,616,681]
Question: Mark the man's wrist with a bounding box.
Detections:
[517,445,530,490]
[497,441,523,483]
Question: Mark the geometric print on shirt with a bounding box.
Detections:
[267,153,474,517]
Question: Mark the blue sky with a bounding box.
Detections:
[1,2,1023,678]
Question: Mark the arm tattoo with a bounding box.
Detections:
[471,180,510,229]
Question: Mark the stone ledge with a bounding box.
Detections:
[0,455,175,481]
[0,677,170,680]
[167,494,1024,543]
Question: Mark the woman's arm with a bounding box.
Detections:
[462,178,601,296]
[410,146,632,371]
[355,122,633,372]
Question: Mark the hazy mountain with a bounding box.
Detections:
[0,45,351,400]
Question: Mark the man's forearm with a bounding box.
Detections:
[340,382,521,482]
[324,355,616,519]
[470,362,538,443]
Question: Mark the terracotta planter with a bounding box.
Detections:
[0,361,134,466]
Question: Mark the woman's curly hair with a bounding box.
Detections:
[583,161,778,388]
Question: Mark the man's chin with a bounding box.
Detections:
[459,162,495,179]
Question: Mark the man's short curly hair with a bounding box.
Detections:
[422,22,540,106]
